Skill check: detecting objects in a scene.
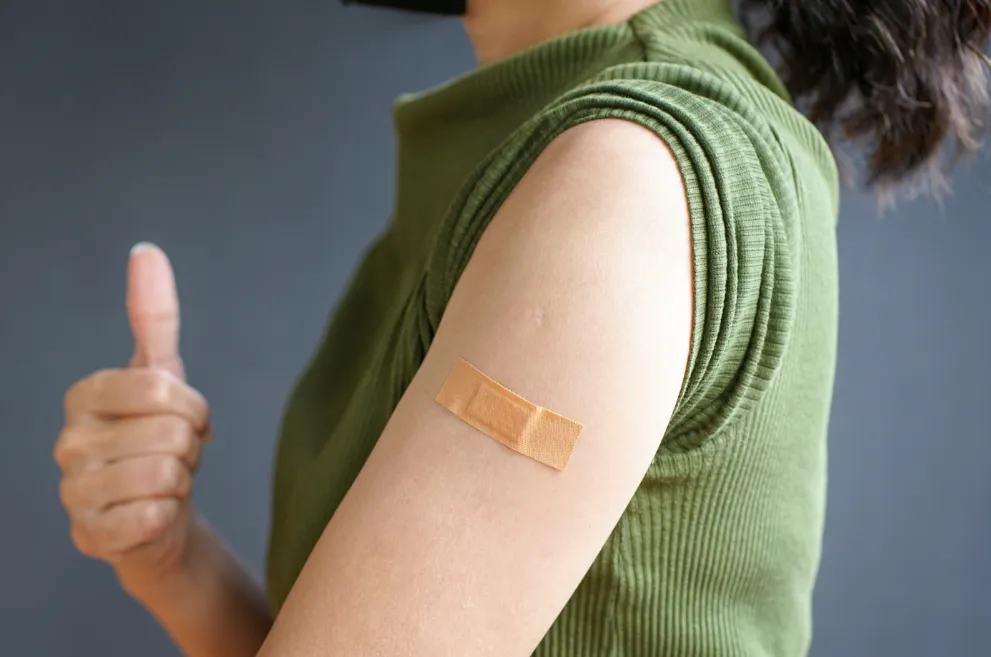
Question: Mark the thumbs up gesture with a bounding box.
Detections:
[55,244,211,590]
[127,242,186,378]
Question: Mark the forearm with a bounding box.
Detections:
[123,515,273,657]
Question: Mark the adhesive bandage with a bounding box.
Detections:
[434,358,583,470]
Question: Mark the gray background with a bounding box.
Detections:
[1,1,989,656]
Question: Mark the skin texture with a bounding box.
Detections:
[255,118,693,656]
[54,4,693,655]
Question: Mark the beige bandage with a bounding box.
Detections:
[434,358,583,470]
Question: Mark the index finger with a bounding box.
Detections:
[64,368,211,435]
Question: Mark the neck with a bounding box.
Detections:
[463,0,661,65]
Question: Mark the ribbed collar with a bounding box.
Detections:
[393,0,738,131]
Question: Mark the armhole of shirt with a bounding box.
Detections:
[422,66,801,456]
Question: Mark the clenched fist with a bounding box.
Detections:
[55,243,211,590]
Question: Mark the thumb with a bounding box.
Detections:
[127,242,184,379]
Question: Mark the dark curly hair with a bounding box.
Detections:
[742,0,991,194]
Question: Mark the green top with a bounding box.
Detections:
[266,0,839,654]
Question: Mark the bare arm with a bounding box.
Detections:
[255,118,693,656]
[123,516,273,657]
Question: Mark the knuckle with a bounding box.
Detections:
[161,415,192,454]
[163,417,194,455]
[53,426,88,467]
[57,477,78,509]
[175,433,197,467]
[145,373,173,406]
[190,391,210,429]
[64,369,115,417]
[52,433,72,468]
[155,457,188,495]
[63,378,90,417]
[138,500,177,538]
[88,369,114,397]
[60,473,98,513]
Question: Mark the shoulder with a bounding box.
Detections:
[519,117,687,212]
[492,117,691,262]
[461,116,694,346]
[429,72,805,448]
[442,115,694,395]
[420,116,694,466]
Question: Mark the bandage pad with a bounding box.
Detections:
[434,358,583,470]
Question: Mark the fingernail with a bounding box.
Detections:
[130,241,157,257]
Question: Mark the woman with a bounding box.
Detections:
[54,0,990,655]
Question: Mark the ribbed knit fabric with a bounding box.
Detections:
[266,0,840,655]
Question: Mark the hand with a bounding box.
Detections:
[55,243,211,595]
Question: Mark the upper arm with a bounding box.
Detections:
[257,118,693,657]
